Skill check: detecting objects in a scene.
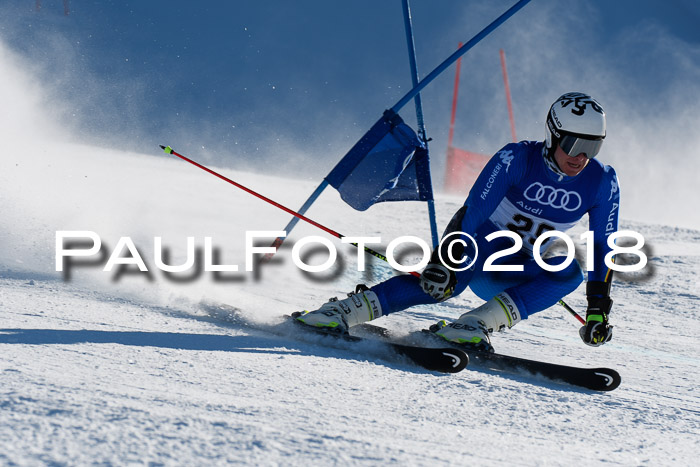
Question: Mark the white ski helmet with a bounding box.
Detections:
[545,92,606,159]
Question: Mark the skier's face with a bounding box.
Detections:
[554,145,589,177]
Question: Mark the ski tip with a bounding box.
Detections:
[440,348,469,373]
[160,145,173,154]
[592,368,622,391]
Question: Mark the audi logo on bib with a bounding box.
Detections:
[523,182,582,211]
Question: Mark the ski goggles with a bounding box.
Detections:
[560,134,604,159]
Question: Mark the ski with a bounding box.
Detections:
[461,346,621,391]
[414,329,621,391]
[315,321,620,390]
[328,322,620,390]
[287,314,468,373]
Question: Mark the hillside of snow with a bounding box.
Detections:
[2,135,699,465]
[2,19,700,464]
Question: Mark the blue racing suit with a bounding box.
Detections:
[372,141,621,319]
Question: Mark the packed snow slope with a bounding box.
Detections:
[1,139,699,466]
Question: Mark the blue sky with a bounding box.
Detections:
[2,0,700,226]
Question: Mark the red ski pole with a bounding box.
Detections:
[160,145,421,278]
[558,299,586,325]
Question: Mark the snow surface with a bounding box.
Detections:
[1,136,700,466]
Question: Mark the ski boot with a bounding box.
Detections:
[430,292,522,352]
[293,285,383,334]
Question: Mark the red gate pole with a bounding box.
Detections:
[445,42,464,192]
[500,49,517,143]
[447,42,463,150]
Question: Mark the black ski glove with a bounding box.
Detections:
[420,206,469,302]
[420,262,457,302]
[579,281,613,346]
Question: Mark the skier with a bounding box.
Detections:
[295,92,620,351]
